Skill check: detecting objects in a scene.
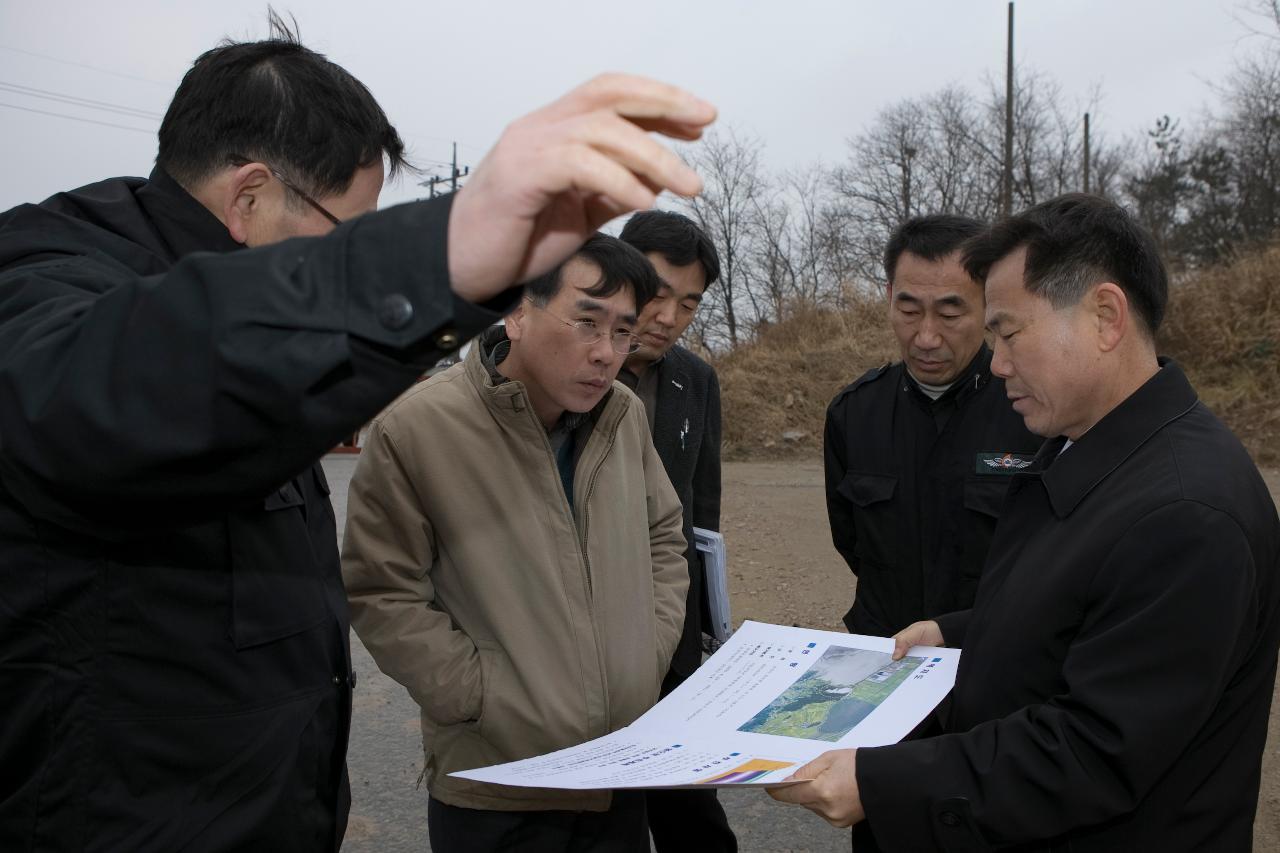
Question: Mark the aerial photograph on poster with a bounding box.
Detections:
[738,646,925,742]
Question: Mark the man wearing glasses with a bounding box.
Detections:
[0,13,714,853]
[342,234,689,853]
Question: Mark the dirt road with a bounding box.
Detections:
[334,457,1280,851]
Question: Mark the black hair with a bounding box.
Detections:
[524,234,660,311]
[962,193,1168,337]
[619,210,721,288]
[156,9,411,200]
[883,214,986,283]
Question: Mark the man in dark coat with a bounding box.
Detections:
[825,215,1039,638]
[0,17,717,852]
[771,194,1280,852]
[619,210,736,853]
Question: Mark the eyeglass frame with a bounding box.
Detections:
[228,155,343,226]
[524,298,640,355]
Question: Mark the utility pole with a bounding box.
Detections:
[1083,112,1092,194]
[420,141,471,198]
[1003,1,1015,217]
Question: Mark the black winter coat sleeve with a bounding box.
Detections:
[0,194,505,536]
[824,401,859,575]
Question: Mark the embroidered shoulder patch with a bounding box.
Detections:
[976,451,1035,474]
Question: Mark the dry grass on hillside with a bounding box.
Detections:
[1160,245,1280,464]
[713,295,896,459]
[715,248,1280,464]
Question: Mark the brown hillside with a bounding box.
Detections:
[714,249,1280,464]
[1160,245,1280,464]
[713,296,896,459]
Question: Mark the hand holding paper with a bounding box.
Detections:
[767,748,866,827]
[892,619,943,660]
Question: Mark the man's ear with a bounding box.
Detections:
[1093,282,1129,353]
[505,302,527,342]
[222,162,272,244]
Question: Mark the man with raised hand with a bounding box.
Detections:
[0,13,714,851]
[771,194,1280,852]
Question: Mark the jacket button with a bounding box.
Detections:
[350,671,358,689]
[938,811,961,827]
[378,294,414,331]
[434,329,459,349]
[332,674,343,686]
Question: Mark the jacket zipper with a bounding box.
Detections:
[518,388,623,734]
[577,426,619,595]
[574,410,621,735]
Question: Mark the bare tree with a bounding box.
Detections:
[831,74,1127,291]
[1123,46,1280,265]
[831,85,997,284]
[744,163,845,326]
[678,128,765,350]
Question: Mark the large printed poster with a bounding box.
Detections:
[451,620,959,789]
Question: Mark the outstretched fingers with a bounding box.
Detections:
[545,72,717,130]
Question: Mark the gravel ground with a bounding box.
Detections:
[327,455,1280,852]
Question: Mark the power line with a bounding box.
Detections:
[0,44,169,86]
[420,142,470,198]
[0,81,162,120]
[0,102,154,135]
[402,129,486,155]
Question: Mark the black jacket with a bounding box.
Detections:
[824,347,1039,637]
[856,362,1280,852]
[0,170,504,851]
[646,345,722,680]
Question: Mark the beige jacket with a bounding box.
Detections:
[342,341,689,811]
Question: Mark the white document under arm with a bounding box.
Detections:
[451,620,959,790]
[693,526,730,642]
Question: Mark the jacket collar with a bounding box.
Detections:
[904,344,993,407]
[136,166,243,261]
[465,325,615,430]
[1036,358,1198,518]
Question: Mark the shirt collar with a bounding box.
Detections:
[619,350,666,383]
[905,344,993,406]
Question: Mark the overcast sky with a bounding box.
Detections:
[0,0,1263,212]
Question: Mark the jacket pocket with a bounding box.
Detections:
[228,480,328,649]
[838,471,897,508]
[958,478,1009,583]
[837,472,899,570]
[962,478,1008,519]
[476,643,513,751]
[88,689,331,851]
[474,641,561,762]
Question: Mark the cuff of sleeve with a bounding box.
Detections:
[934,609,971,648]
[857,743,938,852]
[340,193,520,355]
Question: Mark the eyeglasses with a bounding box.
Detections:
[526,299,640,355]
[228,155,342,226]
